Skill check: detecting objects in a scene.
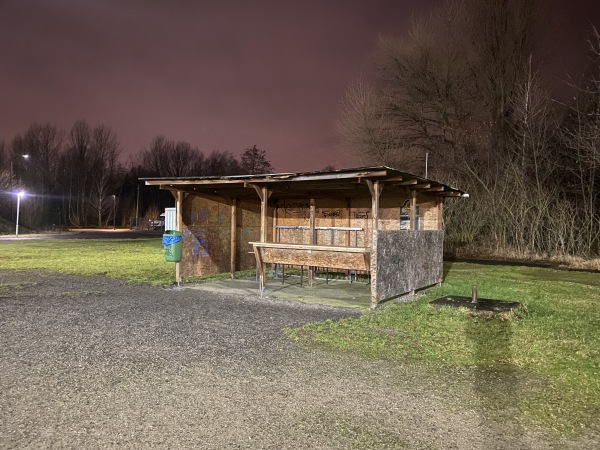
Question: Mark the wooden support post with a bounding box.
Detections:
[346,197,351,280]
[175,190,184,286]
[273,202,278,278]
[437,200,444,231]
[272,202,278,242]
[410,189,417,231]
[346,198,352,246]
[230,198,237,278]
[309,197,316,286]
[366,180,382,309]
[254,185,271,243]
[250,184,271,291]
[252,246,265,297]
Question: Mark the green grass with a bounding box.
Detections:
[0,239,175,284]
[287,262,600,435]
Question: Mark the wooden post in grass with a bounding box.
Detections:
[472,285,478,306]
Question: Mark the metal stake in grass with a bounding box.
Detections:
[471,284,478,308]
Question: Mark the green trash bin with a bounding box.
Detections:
[162,230,182,262]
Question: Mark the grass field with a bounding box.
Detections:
[288,262,600,435]
[0,238,174,284]
[0,239,598,435]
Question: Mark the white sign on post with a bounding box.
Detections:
[164,207,177,231]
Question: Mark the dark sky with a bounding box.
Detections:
[1,0,598,173]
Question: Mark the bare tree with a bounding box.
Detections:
[337,80,412,168]
[240,145,273,174]
[338,1,483,176]
[559,26,600,254]
[466,0,539,159]
[337,0,590,259]
[88,125,120,226]
[139,135,204,177]
[62,120,92,226]
[10,123,63,228]
[203,150,240,176]
[0,140,7,172]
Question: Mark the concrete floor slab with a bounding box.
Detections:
[185,273,371,309]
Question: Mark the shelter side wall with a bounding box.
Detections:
[238,199,270,270]
[271,194,439,245]
[180,196,231,277]
[274,199,311,244]
[348,198,373,247]
[373,192,442,231]
[379,196,402,231]
[376,230,444,301]
[274,198,374,247]
[180,195,266,277]
[418,194,442,231]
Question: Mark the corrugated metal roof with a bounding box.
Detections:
[141,166,467,198]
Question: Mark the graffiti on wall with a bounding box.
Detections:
[321,209,341,218]
[277,201,316,219]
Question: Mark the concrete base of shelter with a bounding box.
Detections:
[184,273,372,309]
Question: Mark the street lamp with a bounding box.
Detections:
[112,195,116,230]
[9,154,30,223]
[10,154,30,180]
[15,191,25,237]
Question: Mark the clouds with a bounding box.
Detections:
[1,0,597,172]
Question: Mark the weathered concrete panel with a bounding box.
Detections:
[376,230,443,301]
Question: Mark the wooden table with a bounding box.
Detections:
[249,241,371,294]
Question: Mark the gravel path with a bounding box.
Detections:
[0,270,595,449]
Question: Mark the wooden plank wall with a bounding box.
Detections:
[180,195,267,277]
[275,198,374,247]
[376,230,444,300]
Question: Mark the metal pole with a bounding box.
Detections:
[15,193,22,237]
[10,161,14,223]
[135,184,140,229]
[425,152,429,178]
[112,195,116,229]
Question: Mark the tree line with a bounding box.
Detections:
[0,122,273,230]
[338,0,600,259]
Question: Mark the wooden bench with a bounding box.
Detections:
[249,242,371,294]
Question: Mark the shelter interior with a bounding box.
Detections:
[143,167,466,307]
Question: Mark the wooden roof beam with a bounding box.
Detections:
[423,186,445,192]
[412,183,432,190]
[399,179,418,186]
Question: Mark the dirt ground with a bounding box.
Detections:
[0,270,596,449]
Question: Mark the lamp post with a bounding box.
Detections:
[9,154,29,223]
[15,191,25,237]
[112,195,116,230]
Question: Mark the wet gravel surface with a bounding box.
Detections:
[0,270,596,449]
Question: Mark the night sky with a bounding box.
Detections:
[1,0,599,172]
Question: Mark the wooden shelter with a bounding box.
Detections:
[143,166,467,308]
